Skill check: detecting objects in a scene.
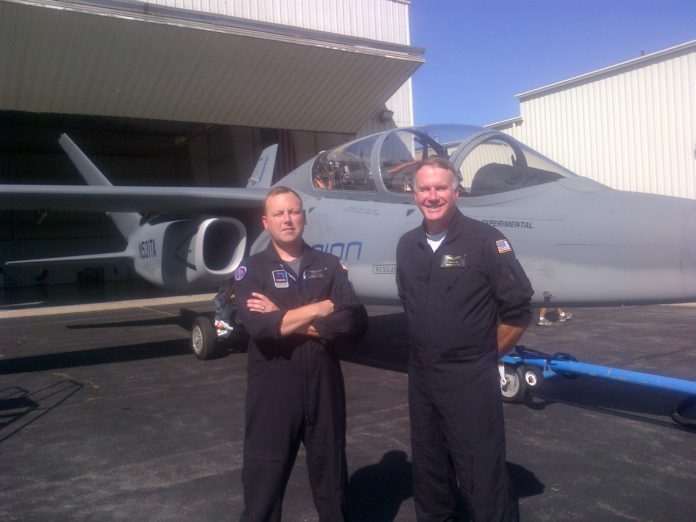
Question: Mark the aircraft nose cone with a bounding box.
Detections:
[681,206,696,299]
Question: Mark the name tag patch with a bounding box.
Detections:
[272,270,289,288]
[440,254,466,268]
[304,268,327,280]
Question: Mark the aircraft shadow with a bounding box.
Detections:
[342,313,694,429]
[66,308,210,332]
[0,340,192,374]
[523,377,694,430]
[340,312,409,373]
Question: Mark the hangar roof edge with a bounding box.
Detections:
[0,0,423,133]
[516,39,696,101]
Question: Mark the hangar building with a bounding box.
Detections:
[0,0,422,287]
[491,40,696,200]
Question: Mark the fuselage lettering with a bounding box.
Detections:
[311,241,362,261]
[139,239,157,259]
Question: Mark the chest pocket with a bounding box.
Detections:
[440,264,469,294]
[303,267,332,301]
[437,252,467,291]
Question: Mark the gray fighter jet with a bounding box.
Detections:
[4,124,696,308]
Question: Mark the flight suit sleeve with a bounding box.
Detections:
[485,236,534,326]
[312,259,368,342]
[233,259,285,340]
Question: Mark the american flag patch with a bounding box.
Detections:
[496,239,512,254]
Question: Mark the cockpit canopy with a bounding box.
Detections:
[310,124,576,198]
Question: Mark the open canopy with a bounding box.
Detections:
[304,125,578,199]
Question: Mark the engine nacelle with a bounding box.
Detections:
[129,217,246,291]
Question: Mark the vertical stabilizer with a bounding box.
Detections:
[246,144,278,188]
[59,134,140,238]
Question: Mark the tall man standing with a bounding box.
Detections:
[396,157,533,521]
[234,186,366,522]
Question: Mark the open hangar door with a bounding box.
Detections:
[0,111,351,288]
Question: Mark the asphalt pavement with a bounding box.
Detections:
[1,284,696,521]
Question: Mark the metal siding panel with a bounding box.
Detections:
[514,45,695,199]
[139,0,412,43]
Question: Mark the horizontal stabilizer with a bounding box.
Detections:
[6,251,132,267]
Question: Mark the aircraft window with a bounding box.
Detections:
[379,130,446,193]
[311,140,376,192]
[458,138,566,196]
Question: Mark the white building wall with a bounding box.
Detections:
[500,41,696,199]
[145,0,411,44]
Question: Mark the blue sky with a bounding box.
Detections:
[409,0,696,126]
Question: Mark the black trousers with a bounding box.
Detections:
[408,349,518,522]
[240,347,347,522]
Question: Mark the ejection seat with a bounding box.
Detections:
[470,163,563,196]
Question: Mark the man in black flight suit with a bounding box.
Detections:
[396,157,533,522]
[234,186,366,522]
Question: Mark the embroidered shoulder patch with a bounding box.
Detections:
[234,265,247,281]
[496,239,512,254]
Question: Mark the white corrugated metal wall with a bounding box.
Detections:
[146,0,411,44]
[499,41,696,199]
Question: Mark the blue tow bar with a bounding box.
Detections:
[500,346,696,426]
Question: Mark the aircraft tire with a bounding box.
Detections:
[521,365,544,391]
[191,316,219,360]
[501,365,528,403]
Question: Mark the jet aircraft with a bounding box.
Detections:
[3,124,696,309]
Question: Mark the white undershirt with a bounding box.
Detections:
[426,230,447,251]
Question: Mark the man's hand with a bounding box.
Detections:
[260,292,334,337]
[497,323,528,357]
[247,292,279,314]
[312,299,334,318]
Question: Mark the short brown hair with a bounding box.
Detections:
[263,186,303,214]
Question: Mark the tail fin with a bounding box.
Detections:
[59,134,140,238]
[246,144,278,189]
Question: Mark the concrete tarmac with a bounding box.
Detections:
[1,285,696,521]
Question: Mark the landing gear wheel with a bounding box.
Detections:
[521,365,544,391]
[191,316,219,360]
[672,396,696,427]
[501,365,528,403]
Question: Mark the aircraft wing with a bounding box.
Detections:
[0,185,267,214]
[6,251,132,267]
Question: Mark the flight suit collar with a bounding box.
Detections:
[417,209,467,249]
[261,240,320,275]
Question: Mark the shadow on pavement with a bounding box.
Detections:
[347,450,412,522]
[65,308,209,332]
[345,452,543,522]
[0,340,192,374]
[0,382,83,443]
[524,377,694,430]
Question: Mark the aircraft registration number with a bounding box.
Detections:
[139,239,157,259]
